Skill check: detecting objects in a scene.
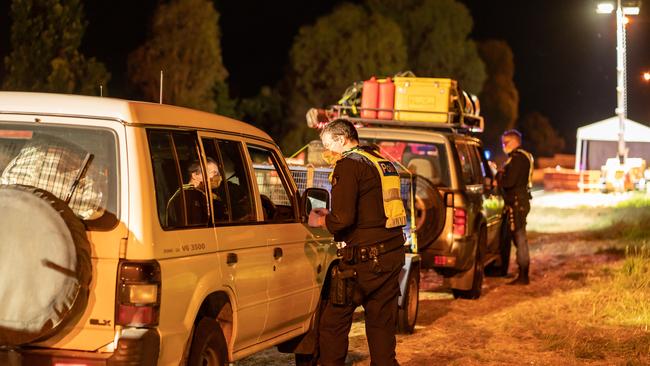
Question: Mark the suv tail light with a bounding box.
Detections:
[116,261,161,327]
[453,208,466,236]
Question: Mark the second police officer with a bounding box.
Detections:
[497,129,534,285]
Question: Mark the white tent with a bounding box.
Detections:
[575,117,650,170]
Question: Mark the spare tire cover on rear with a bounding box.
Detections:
[0,184,91,346]
[413,175,445,249]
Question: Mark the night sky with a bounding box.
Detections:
[2,0,650,152]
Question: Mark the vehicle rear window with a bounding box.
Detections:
[0,123,119,230]
[360,138,451,187]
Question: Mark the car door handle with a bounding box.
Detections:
[273,247,283,259]
[226,253,238,265]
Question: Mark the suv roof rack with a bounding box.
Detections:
[306,105,484,135]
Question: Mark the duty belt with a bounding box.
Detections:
[337,242,403,264]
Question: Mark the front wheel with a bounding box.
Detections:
[188,317,228,366]
[397,267,420,334]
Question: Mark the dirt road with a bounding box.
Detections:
[239,233,648,365]
[239,193,650,365]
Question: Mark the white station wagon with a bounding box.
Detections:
[0,92,337,366]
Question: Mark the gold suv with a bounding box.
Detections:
[0,92,337,365]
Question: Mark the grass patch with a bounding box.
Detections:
[530,193,650,238]
[594,245,650,327]
[587,208,650,241]
[486,243,650,362]
[615,193,650,208]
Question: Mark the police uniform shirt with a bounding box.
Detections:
[325,146,404,247]
[499,149,531,204]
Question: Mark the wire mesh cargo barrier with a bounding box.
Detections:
[252,164,293,206]
[288,164,417,250]
[288,164,413,213]
[288,165,333,193]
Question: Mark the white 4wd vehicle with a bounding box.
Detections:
[0,92,337,365]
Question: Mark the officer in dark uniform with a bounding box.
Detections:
[496,129,534,285]
[309,119,405,366]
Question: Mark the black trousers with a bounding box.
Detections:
[318,248,405,366]
[507,199,530,269]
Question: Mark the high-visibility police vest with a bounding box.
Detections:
[511,148,534,189]
[342,147,407,229]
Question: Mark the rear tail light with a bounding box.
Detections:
[53,357,106,366]
[116,261,161,327]
[453,208,466,237]
[434,256,457,266]
[53,360,105,366]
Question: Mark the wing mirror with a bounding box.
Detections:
[301,188,330,221]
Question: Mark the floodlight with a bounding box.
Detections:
[596,2,615,13]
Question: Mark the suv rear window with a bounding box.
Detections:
[360,139,450,187]
[0,123,119,230]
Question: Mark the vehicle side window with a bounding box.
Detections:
[468,145,486,179]
[455,143,476,185]
[201,138,256,224]
[148,130,209,229]
[247,145,297,222]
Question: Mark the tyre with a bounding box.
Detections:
[295,353,318,366]
[452,227,486,300]
[413,175,445,250]
[0,185,92,346]
[188,317,228,366]
[397,267,420,334]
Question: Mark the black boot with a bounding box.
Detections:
[507,267,529,285]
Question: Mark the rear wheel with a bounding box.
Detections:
[188,317,228,366]
[452,227,486,300]
[397,267,420,334]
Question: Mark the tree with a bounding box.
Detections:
[3,0,110,94]
[239,86,284,141]
[213,81,240,119]
[518,111,565,158]
[478,40,519,153]
[128,0,228,112]
[367,0,486,94]
[283,3,407,154]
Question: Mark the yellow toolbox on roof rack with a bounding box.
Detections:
[393,77,456,123]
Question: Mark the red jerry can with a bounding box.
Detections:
[378,77,395,120]
[361,76,379,119]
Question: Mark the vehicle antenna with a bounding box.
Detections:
[160,70,163,104]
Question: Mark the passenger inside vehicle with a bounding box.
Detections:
[165,160,214,227]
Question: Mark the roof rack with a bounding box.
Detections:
[306,105,484,134]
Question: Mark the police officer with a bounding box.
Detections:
[309,119,406,366]
[497,129,534,285]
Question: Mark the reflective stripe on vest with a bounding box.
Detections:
[344,148,407,229]
[513,148,534,189]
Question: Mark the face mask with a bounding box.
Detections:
[322,150,342,165]
[209,174,222,189]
